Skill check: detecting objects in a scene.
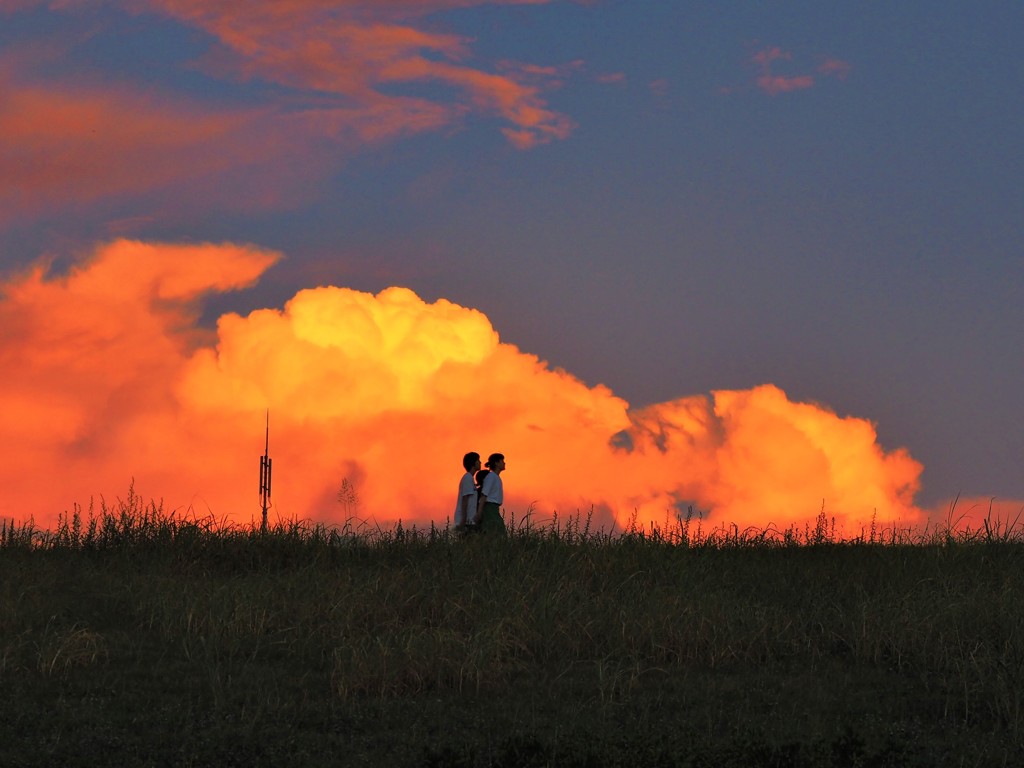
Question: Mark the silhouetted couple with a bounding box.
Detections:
[454,451,507,537]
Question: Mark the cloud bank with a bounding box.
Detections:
[0,240,925,533]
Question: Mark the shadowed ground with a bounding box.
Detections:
[1,496,1022,766]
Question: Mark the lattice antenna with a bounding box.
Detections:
[259,410,272,534]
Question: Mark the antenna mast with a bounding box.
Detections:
[259,410,272,534]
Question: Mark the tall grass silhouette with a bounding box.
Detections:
[2,488,1023,766]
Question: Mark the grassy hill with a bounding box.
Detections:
[2,493,1022,766]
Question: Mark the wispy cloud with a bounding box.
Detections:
[747,46,851,96]
[818,57,853,80]
[757,72,815,95]
[0,69,269,218]
[135,0,575,148]
[752,47,815,95]
[648,78,670,97]
[0,0,577,218]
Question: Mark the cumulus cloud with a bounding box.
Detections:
[0,240,927,534]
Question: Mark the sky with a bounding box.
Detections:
[1,1,1021,534]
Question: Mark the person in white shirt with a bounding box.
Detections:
[474,453,507,536]
[454,452,481,532]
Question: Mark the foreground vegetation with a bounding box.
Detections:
[2,493,1023,767]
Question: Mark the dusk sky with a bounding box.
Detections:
[1,1,1020,532]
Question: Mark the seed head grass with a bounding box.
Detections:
[1,489,1023,766]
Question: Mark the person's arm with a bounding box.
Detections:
[473,486,486,525]
[459,493,472,524]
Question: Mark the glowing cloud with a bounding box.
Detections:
[748,47,850,96]
[163,0,574,147]
[0,1,576,217]
[818,57,853,80]
[0,71,273,218]
[0,240,926,534]
[752,47,815,95]
[4,1,572,146]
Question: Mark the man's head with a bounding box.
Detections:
[463,452,481,472]
[485,453,506,473]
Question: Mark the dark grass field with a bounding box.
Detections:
[2,493,1023,767]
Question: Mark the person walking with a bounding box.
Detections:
[475,453,507,536]
[454,452,481,533]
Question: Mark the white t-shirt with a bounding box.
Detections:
[454,471,476,526]
[480,471,503,505]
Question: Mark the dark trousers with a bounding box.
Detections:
[480,502,507,536]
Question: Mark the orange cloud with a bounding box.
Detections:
[133,0,574,147]
[757,73,815,95]
[924,496,1024,539]
[0,71,270,218]
[0,65,449,219]
[748,47,851,96]
[752,47,815,95]
[818,57,852,80]
[0,240,926,535]
[0,0,576,215]
[751,47,789,68]
[0,241,279,522]
[648,78,670,97]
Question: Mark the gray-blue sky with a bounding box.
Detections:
[1,0,1020,508]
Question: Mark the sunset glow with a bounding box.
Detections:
[1,2,1020,532]
[0,241,925,533]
